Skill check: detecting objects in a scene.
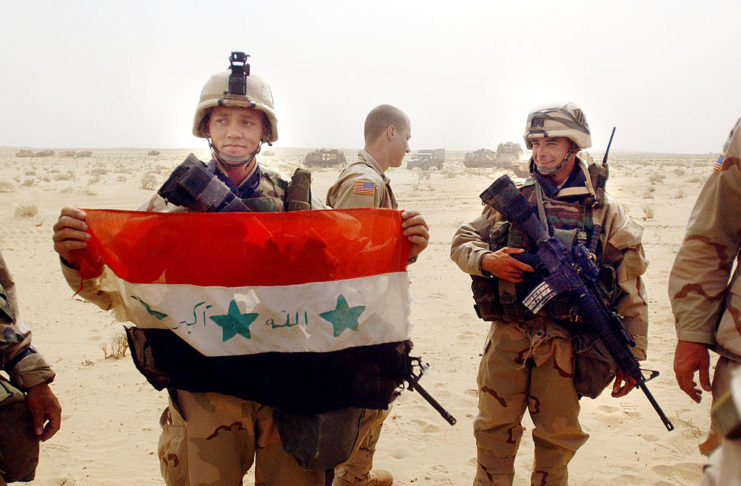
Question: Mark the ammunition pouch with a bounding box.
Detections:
[571,332,617,399]
[0,377,39,482]
[274,407,363,470]
[285,168,312,212]
[158,154,251,212]
[158,155,313,214]
[471,276,503,321]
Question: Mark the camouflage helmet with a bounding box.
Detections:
[192,53,278,143]
[523,103,591,150]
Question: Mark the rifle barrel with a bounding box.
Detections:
[407,374,457,426]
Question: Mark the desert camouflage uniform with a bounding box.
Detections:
[669,117,741,457]
[61,161,327,486]
[0,249,55,485]
[326,149,396,486]
[451,158,648,486]
[326,150,397,210]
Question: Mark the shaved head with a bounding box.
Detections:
[364,104,409,143]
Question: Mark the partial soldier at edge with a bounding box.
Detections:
[670,117,741,483]
[0,249,61,485]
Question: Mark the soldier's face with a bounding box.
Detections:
[389,123,411,167]
[206,106,266,158]
[531,137,572,173]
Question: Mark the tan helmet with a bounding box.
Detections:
[523,103,591,149]
[192,54,278,143]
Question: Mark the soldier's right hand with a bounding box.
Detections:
[673,340,712,403]
[52,207,90,263]
[480,247,535,283]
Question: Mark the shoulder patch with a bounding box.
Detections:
[352,181,375,196]
[714,117,741,173]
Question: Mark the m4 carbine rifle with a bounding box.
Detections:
[480,175,674,431]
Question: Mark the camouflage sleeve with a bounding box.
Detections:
[0,251,55,388]
[450,206,502,277]
[601,195,649,360]
[669,156,741,345]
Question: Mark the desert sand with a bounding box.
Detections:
[0,146,719,485]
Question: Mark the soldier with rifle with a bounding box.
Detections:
[450,103,650,486]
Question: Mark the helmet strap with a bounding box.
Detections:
[535,144,576,176]
[208,138,263,168]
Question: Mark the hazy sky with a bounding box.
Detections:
[2,1,740,153]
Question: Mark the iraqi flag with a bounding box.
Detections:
[74,208,413,413]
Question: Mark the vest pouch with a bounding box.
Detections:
[285,168,312,212]
[471,276,503,321]
[596,263,621,307]
[0,378,39,482]
[552,227,578,252]
[571,332,617,399]
[274,407,363,470]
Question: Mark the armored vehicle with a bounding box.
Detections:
[464,143,523,169]
[463,148,497,168]
[407,149,445,170]
[494,142,523,168]
[303,149,346,168]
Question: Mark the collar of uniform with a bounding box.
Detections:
[556,157,596,198]
[357,150,390,184]
[538,157,594,199]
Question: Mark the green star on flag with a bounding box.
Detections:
[320,294,366,337]
[210,300,258,342]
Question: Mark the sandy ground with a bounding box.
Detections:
[0,146,719,485]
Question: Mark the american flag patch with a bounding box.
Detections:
[713,154,724,173]
[353,181,375,196]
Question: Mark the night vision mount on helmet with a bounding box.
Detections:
[193,51,278,167]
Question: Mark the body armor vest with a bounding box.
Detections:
[473,162,618,323]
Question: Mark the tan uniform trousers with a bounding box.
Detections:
[158,389,326,486]
[333,407,390,486]
[474,320,589,486]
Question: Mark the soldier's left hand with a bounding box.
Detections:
[26,382,62,441]
[400,210,429,261]
[611,369,637,398]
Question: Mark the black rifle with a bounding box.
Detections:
[406,357,457,425]
[480,175,674,431]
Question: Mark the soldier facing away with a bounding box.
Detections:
[450,103,648,485]
[52,52,330,486]
[670,117,741,483]
[326,104,430,486]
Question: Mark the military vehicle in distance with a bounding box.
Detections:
[494,142,522,168]
[464,143,523,169]
[407,149,445,170]
[463,148,497,168]
[304,149,346,168]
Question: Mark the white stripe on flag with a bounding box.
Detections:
[104,269,412,356]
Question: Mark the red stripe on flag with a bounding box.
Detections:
[77,208,410,286]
